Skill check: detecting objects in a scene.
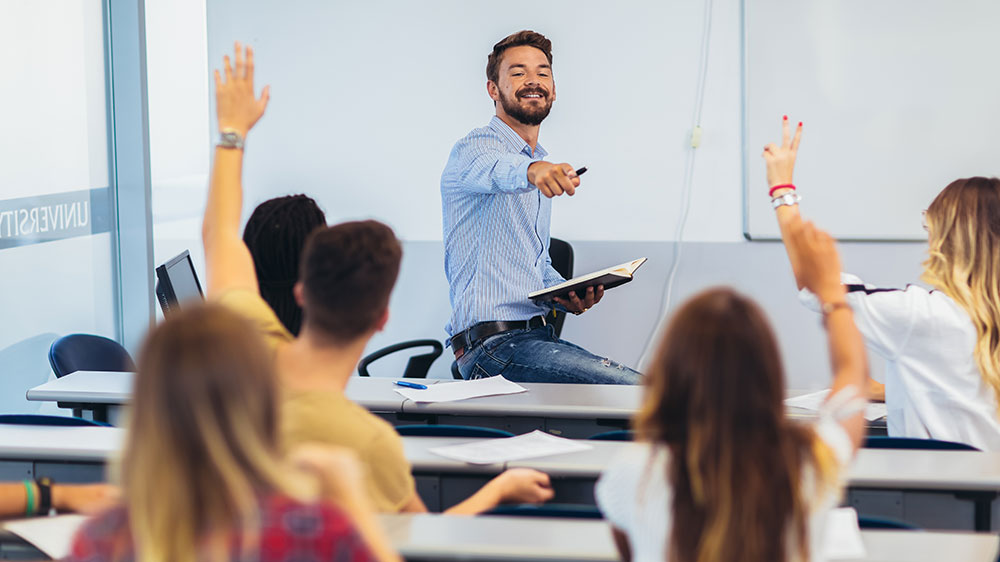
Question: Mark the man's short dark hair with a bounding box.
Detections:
[299,220,402,343]
[486,30,553,84]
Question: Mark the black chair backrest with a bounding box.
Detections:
[864,436,980,451]
[485,503,603,519]
[48,334,135,378]
[395,425,514,438]
[547,237,575,338]
[357,339,443,378]
[857,515,919,530]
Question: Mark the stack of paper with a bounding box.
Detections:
[429,430,593,465]
[785,389,887,422]
[394,375,527,403]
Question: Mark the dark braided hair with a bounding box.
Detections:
[243,195,327,336]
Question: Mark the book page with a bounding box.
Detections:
[785,389,886,422]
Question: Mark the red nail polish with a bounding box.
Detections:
[783,115,788,120]
[798,122,803,127]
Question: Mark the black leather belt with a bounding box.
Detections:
[452,316,547,358]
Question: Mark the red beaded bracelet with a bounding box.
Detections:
[769,183,796,197]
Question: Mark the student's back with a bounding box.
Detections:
[766,117,1000,450]
[64,304,395,562]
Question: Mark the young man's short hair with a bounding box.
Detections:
[486,30,553,84]
[299,220,402,342]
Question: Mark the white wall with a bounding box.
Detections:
[147,0,931,390]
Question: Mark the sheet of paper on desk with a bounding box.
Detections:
[394,375,527,403]
[3,514,87,559]
[429,429,593,465]
[785,389,887,422]
[822,507,866,559]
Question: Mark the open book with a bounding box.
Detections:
[529,257,647,303]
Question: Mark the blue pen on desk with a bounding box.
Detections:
[394,381,427,390]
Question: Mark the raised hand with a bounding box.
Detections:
[762,116,803,191]
[213,41,270,137]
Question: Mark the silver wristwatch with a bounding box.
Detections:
[218,129,245,150]
[771,191,801,209]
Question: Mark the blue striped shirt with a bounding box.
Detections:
[441,116,565,337]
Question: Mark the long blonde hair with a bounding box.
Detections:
[922,177,1000,410]
[122,304,307,562]
[636,288,837,562]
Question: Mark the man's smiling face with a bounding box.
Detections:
[490,45,555,127]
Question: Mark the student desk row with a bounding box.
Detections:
[0,513,995,561]
[0,425,995,531]
[26,371,888,437]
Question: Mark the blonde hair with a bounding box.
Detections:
[921,177,1000,411]
[122,304,309,562]
[636,288,836,562]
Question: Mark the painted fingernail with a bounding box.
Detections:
[783,115,788,120]
[798,122,803,127]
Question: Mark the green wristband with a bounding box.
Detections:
[23,480,34,516]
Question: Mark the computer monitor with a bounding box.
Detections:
[155,250,204,316]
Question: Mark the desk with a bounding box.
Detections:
[378,513,1000,562]
[28,373,887,438]
[404,437,1000,531]
[0,427,997,531]
[26,372,410,427]
[0,425,121,483]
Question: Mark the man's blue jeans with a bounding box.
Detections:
[455,325,641,384]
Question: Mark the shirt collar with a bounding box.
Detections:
[489,115,547,159]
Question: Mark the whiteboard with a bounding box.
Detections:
[205,0,714,241]
[743,0,1000,240]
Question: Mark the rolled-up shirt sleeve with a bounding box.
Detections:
[443,132,535,195]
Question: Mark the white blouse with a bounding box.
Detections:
[802,273,1000,451]
[595,393,858,562]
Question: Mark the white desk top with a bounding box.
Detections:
[26,372,408,413]
[28,373,882,427]
[0,425,122,462]
[378,513,1000,562]
[402,436,1000,491]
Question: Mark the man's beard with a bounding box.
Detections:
[498,86,553,126]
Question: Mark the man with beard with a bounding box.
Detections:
[441,30,640,385]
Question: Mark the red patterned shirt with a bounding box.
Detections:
[64,494,375,562]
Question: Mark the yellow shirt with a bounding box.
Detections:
[217,289,416,512]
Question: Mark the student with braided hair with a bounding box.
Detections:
[243,195,327,336]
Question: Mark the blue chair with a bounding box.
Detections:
[0,414,108,427]
[856,515,918,530]
[485,503,603,519]
[394,425,514,438]
[864,436,980,451]
[588,430,634,441]
[47,334,134,421]
[48,334,135,377]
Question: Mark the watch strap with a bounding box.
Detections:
[218,129,245,150]
[35,477,53,515]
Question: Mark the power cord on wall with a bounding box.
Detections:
[637,0,715,370]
